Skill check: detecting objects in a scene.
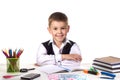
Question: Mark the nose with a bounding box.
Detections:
[58,29,62,33]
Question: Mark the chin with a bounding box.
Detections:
[55,37,65,42]
[56,39,64,42]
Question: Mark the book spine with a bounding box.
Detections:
[93,60,120,66]
[92,63,120,70]
[92,64,120,73]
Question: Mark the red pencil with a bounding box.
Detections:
[17,48,24,58]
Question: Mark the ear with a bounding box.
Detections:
[67,25,70,32]
[47,27,51,34]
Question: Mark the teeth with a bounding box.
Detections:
[56,35,62,37]
[57,36,62,37]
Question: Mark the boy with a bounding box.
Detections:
[36,12,82,66]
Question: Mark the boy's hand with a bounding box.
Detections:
[62,54,82,61]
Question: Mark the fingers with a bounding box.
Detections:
[62,54,74,60]
[72,54,82,61]
[62,54,82,61]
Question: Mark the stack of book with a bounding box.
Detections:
[92,56,120,73]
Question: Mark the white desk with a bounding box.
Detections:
[0,63,120,80]
[0,63,47,80]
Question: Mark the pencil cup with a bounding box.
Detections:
[6,58,20,73]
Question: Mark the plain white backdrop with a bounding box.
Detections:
[0,0,120,64]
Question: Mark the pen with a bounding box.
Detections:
[58,65,71,72]
[90,67,98,72]
[2,50,9,58]
[13,51,17,58]
[83,69,99,75]
[101,71,116,78]
[3,75,20,79]
[20,68,35,72]
[17,48,24,58]
[9,49,12,58]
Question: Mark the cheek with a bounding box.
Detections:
[63,30,68,34]
[49,30,54,34]
[50,31,56,35]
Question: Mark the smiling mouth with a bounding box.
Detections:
[56,35,63,38]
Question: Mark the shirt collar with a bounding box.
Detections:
[48,38,71,45]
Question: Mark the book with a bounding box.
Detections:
[93,61,120,68]
[48,73,89,80]
[92,56,120,73]
[37,64,82,74]
[93,56,120,65]
[92,64,120,73]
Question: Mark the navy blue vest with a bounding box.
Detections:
[42,40,75,55]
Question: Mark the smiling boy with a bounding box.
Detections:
[36,12,82,66]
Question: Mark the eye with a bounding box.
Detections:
[53,27,57,30]
[61,27,66,30]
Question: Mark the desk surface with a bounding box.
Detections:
[0,63,120,80]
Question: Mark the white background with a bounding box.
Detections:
[0,0,120,64]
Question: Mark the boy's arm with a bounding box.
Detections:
[36,44,55,65]
[62,54,82,61]
[61,43,82,62]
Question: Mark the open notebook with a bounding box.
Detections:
[37,64,82,74]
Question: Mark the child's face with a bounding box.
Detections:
[48,21,69,43]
